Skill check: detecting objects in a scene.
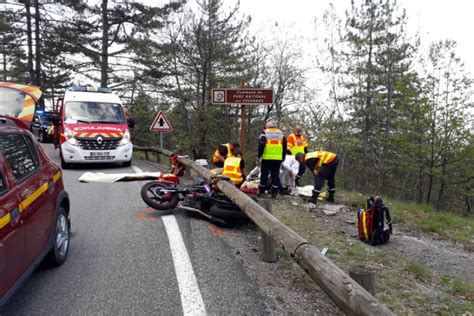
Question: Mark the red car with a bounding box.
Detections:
[0,87,71,307]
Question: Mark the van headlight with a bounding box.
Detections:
[119,129,130,146]
[64,128,78,146]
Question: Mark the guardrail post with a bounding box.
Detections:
[349,265,376,296]
[260,199,277,263]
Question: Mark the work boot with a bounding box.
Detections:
[258,185,265,197]
[327,189,336,203]
[309,190,320,204]
[271,190,278,200]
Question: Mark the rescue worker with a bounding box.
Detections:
[212,142,239,168]
[257,121,287,199]
[286,125,308,186]
[295,150,339,204]
[222,149,245,187]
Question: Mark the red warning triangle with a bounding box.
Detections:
[150,111,173,131]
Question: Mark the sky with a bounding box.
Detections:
[238,0,474,76]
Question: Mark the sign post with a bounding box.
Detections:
[150,111,173,153]
[211,86,274,155]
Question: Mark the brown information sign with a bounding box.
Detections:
[211,88,274,105]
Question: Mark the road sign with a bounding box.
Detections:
[211,88,274,105]
[150,111,173,131]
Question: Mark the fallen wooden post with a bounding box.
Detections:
[133,145,394,315]
[260,199,277,263]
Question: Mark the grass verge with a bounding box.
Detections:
[338,190,474,243]
[272,199,474,315]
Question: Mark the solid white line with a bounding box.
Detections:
[162,215,207,315]
[132,165,143,174]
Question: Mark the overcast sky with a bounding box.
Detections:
[238,0,474,75]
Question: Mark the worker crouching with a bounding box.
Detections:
[222,149,245,188]
[295,150,339,204]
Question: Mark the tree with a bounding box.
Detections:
[134,0,251,158]
[421,40,473,210]
[342,0,418,192]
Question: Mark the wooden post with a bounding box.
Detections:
[349,265,376,296]
[239,79,245,154]
[144,150,149,161]
[260,199,277,263]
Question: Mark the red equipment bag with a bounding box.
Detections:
[358,197,374,242]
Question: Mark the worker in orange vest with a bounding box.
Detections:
[222,149,245,187]
[212,142,239,168]
[257,120,287,199]
[286,125,308,186]
[295,150,339,204]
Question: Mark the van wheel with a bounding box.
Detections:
[123,160,132,167]
[60,151,70,169]
[45,207,70,267]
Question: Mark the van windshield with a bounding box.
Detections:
[64,102,125,124]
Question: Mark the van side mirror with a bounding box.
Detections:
[52,117,62,126]
[127,117,135,128]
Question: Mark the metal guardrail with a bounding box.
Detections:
[134,145,395,316]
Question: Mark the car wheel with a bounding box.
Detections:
[60,151,70,169]
[122,160,132,167]
[39,130,45,143]
[45,207,70,267]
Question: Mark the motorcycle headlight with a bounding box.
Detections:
[64,128,78,146]
[119,129,130,146]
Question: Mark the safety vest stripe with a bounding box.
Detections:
[267,140,282,145]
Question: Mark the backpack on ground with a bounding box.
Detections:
[357,196,393,245]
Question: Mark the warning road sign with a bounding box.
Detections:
[150,111,173,131]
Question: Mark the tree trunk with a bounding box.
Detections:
[25,1,35,84]
[2,37,6,81]
[34,0,41,86]
[100,0,109,88]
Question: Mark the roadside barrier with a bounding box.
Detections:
[135,145,394,315]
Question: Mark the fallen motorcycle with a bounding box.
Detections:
[141,175,250,226]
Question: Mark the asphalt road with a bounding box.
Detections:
[1,144,267,315]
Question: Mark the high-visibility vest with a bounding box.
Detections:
[305,150,336,168]
[223,157,243,185]
[261,128,284,160]
[212,143,233,163]
[287,133,308,155]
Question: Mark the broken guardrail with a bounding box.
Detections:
[134,145,394,316]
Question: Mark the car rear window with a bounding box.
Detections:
[0,134,39,181]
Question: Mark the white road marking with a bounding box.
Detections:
[162,215,207,315]
[132,165,206,315]
[132,166,143,173]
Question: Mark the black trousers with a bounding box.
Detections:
[213,161,224,168]
[260,160,282,193]
[313,157,339,193]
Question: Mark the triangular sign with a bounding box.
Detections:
[150,111,173,131]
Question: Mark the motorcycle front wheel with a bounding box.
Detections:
[141,181,179,212]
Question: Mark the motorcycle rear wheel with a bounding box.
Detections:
[141,182,179,212]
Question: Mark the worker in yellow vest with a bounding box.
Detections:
[257,121,287,199]
[286,125,308,186]
[295,150,339,204]
[222,149,245,187]
[212,142,239,168]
